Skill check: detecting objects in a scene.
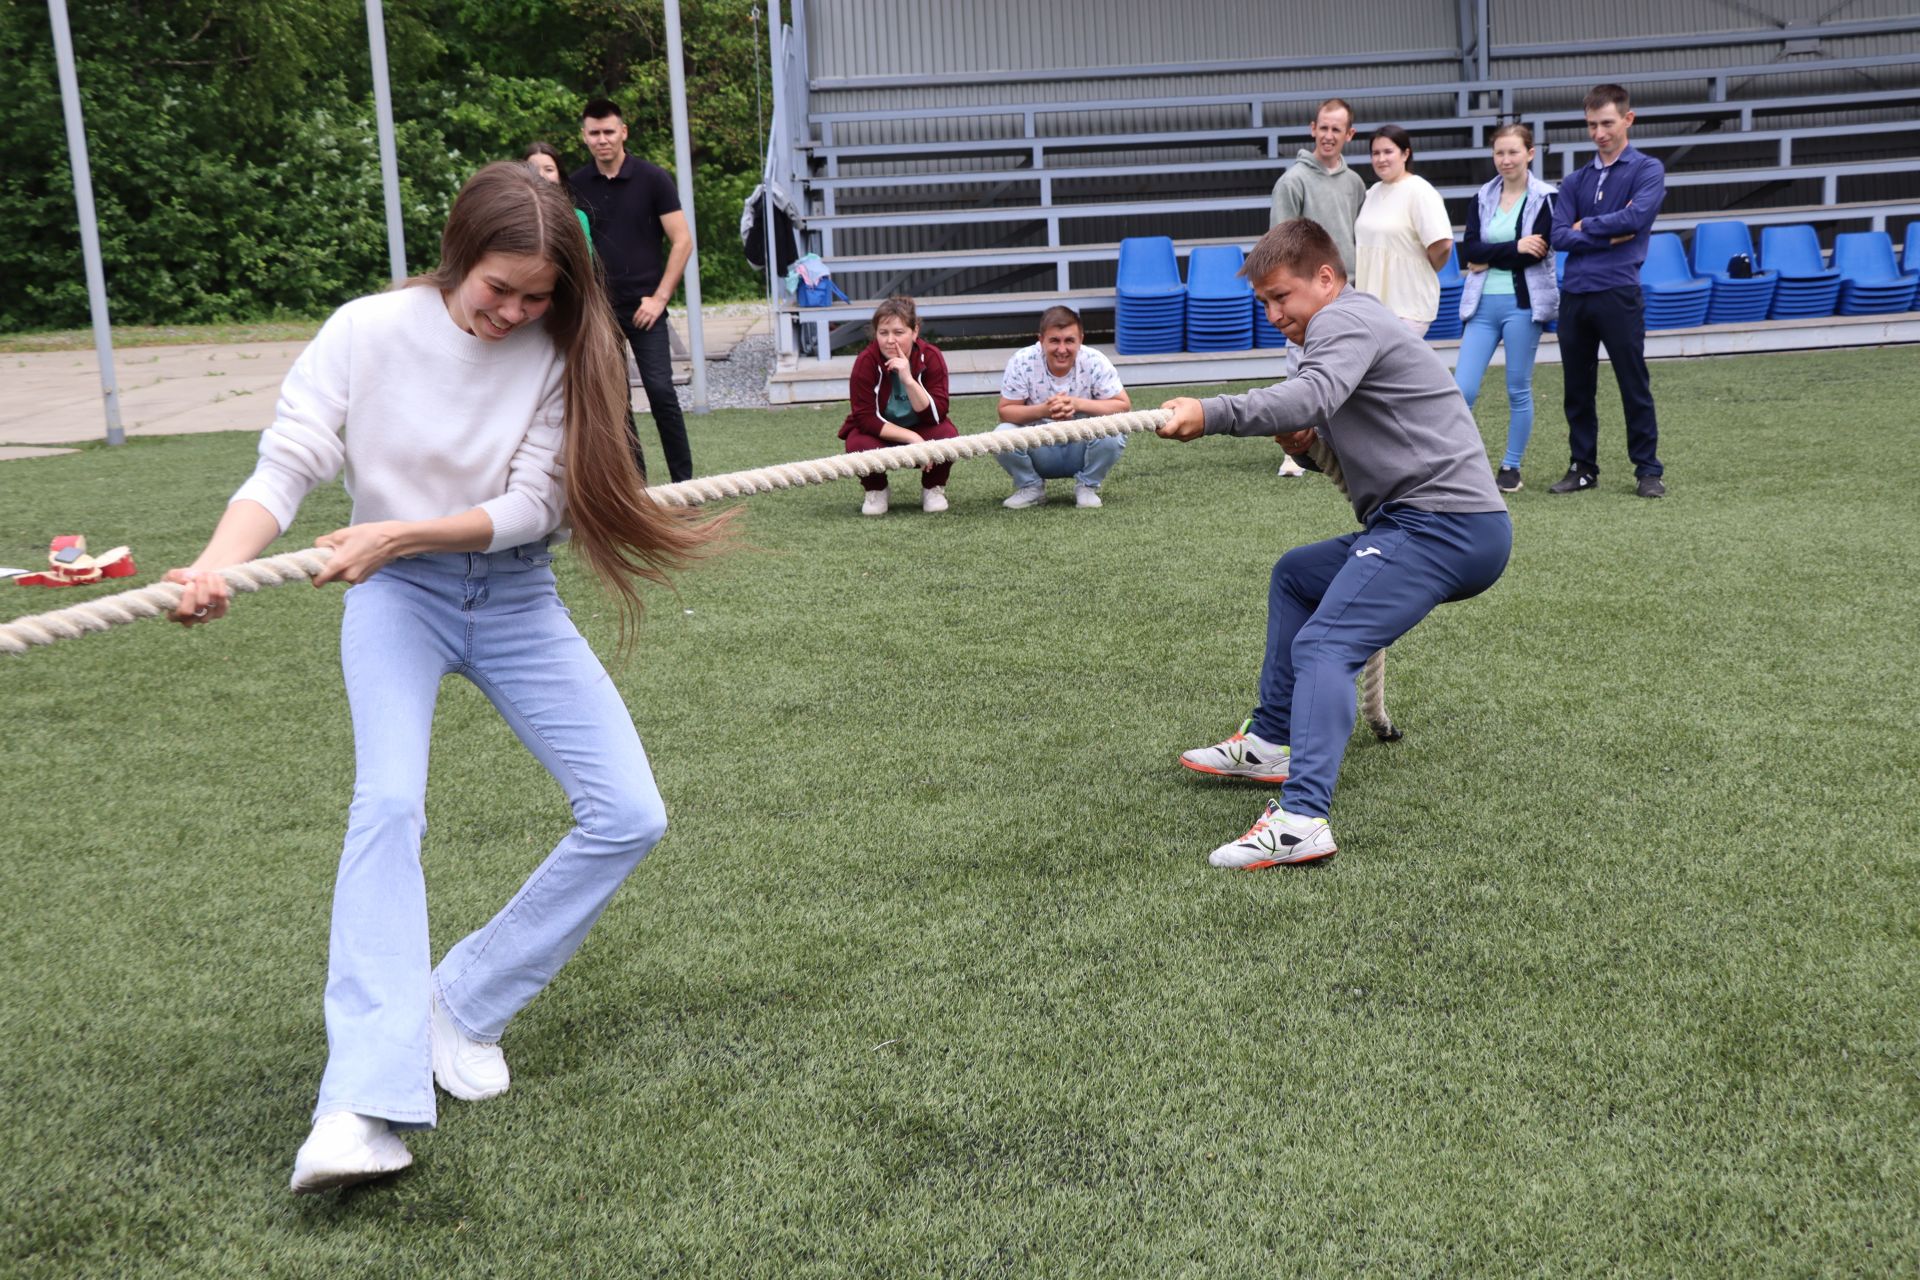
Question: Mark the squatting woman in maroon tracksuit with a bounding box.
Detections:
[837,296,959,516]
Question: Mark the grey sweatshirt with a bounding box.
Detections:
[1202,287,1505,524]
[1270,150,1368,277]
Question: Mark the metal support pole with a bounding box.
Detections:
[366,0,406,281]
[47,0,123,445]
[1477,0,1490,85]
[664,0,709,413]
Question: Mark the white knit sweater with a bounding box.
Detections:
[231,284,567,552]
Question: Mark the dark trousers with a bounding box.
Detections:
[614,308,693,483]
[1250,506,1513,818]
[1558,286,1663,478]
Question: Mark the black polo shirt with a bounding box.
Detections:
[568,155,682,310]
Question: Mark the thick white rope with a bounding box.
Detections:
[0,548,333,656]
[644,408,1172,508]
[1,404,1394,739]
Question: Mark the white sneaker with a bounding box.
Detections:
[1208,800,1338,868]
[290,1112,412,1194]
[1178,721,1290,783]
[1074,484,1103,509]
[921,486,949,513]
[1277,455,1307,478]
[430,991,510,1102]
[861,489,889,517]
[1002,485,1046,509]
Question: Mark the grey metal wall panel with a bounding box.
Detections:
[1492,0,1920,47]
[806,0,1456,81]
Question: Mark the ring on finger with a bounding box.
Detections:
[193,607,209,618]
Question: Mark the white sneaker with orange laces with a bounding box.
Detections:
[1178,720,1290,783]
[1208,800,1338,868]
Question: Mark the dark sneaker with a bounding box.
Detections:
[1547,468,1598,494]
[1636,475,1666,499]
[1496,466,1522,493]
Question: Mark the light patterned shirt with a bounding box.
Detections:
[1000,343,1125,406]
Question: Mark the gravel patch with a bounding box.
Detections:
[701,332,776,410]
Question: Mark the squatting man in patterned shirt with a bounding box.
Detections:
[991,307,1133,509]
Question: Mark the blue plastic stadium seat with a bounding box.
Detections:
[1183,245,1254,352]
[1115,236,1185,355]
[1424,245,1465,341]
[1833,232,1919,316]
[1640,233,1711,329]
[1689,221,1777,324]
[1757,225,1841,320]
[1902,221,1920,283]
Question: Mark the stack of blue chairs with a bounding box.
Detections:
[1183,245,1254,351]
[1833,232,1920,315]
[1902,221,1920,284]
[1690,221,1777,323]
[1758,225,1842,319]
[1640,233,1712,329]
[1421,246,1465,340]
[1115,236,1186,355]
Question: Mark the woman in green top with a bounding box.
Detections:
[524,143,593,249]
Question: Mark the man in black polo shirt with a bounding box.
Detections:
[569,98,695,483]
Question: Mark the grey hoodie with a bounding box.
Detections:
[1202,287,1505,524]
[1270,149,1368,277]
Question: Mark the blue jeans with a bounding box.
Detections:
[319,545,665,1128]
[1249,506,1513,818]
[1453,293,1544,470]
[992,421,1125,489]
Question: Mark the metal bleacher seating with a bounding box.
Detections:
[774,41,1920,362]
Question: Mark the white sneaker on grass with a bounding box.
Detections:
[1003,485,1046,509]
[1208,800,1338,868]
[290,1112,412,1194]
[861,489,889,517]
[430,991,510,1102]
[1178,720,1290,783]
[922,486,949,513]
[1074,484,1103,509]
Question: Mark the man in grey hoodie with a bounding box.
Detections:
[1269,98,1367,277]
[1160,220,1512,869]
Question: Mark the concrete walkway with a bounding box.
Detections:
[0,306,769,456]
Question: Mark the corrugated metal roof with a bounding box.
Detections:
[1492,0,1920,46]
[805,0,1457,81]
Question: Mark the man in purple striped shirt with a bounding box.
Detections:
[1550,84,1669,498]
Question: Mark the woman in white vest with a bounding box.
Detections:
[1454,123,1559,493]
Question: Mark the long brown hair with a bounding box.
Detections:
[417,162,732,638]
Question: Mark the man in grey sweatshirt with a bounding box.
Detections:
[1160,219,1512,869]
[1270,98,1368,277]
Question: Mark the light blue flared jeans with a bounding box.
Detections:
[317,545,665,1128]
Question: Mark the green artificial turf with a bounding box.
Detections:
[2,350,1916,1276]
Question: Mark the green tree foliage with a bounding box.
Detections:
[1,0,782,331]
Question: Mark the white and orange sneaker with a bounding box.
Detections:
[1178,719,1290,783]
[1207,800,1337,869]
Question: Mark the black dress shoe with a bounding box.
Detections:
[1636,475,1666,498]
[1547,468,1598,494]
